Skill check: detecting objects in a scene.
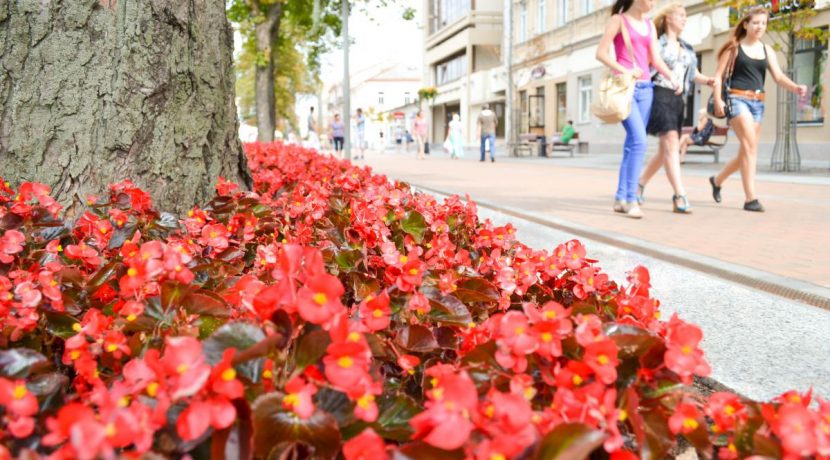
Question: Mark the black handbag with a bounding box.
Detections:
[707,48,737,119]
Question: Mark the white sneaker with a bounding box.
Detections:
[613,200,627,213]
[625,203,644,219]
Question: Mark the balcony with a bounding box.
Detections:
[426,10,502,50]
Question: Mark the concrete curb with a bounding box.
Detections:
[411,183,830,311]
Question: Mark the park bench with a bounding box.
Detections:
[510,133,539,157]
[548,132,588,157]
[681,124,729,163]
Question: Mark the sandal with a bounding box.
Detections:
[672,195,692,214]
[637,183,645,204]
[709,176,722,203]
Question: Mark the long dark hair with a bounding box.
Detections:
[717,6,770,59]
[611,0,633,15]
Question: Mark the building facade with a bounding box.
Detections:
[510,0,829,157]
[322,62,422,149]
[423,0,508,146]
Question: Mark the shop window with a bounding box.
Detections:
[794,29,827,124]
[556,83,568,131]
[578,75,592,123]
[529,86,545,129]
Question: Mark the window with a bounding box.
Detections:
[378,92,385,106]
[435,54,467,86]
[581,0,592,15]
[404,92,411,105]
[519,90,529,132]
[794,30,827,124]
[529,86,545,128]
[578,76,592,123]
[434,0,471,32]
[537,0,546,34]
[519,3,528,42]
[556,83,567,131]
[557,0,569,26]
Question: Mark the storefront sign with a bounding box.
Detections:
[531,65,546,80]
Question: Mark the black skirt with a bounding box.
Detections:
[647,86,685,136]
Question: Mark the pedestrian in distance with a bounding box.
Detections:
[596,0,680,219]
[476,103,498,162]
[445,113,465,160]
[330,113,345,159]
[412,110,428,160]
[677,109,715,164]
[637,2,715,214]
[353,108,366,160]
[552,120,576,144]
[709,6,807,212]
[306,106,321,151]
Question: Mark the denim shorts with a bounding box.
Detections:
[728,95,765,123]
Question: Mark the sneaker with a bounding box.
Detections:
[709,176,722,203]
[613,200,627,213]
[743,199,765,212]
[625,203,644,219]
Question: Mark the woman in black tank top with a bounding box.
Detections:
[709,7,807,212]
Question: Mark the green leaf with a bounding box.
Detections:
[426,294,472,328]
[161,280,192,311]
[43,311,81,339]
[400,211,427,243]
[252,393,341,460]
[334,248,362,271]
[395,325,439,353]
[453,278,500,304]
[374,393,420,441]
[604,323,663,360]
[393,442,465,460]
[0,349,49,378]
[533,422,606,460]
[203,322,266,383]
[183,290,232,317]
[294,328,332,371]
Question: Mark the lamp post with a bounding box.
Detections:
[342,0,351,160]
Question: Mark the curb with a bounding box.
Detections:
[410,183,830,311]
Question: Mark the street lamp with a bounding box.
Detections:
[343,0,351,160]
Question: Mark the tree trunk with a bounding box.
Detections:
[0,0,251,216]
[254,3,282,143]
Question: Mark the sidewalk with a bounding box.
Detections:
[360,148,830,292]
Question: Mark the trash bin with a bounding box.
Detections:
[537,135,547,157]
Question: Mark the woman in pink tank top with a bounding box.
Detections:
[596,0,679,219]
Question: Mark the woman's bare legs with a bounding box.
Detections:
[661,131,686,196]
[714,114,758,201]
[639,146,664,188]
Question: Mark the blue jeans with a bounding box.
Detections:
[616,82,654,202]
[480,133,496,161]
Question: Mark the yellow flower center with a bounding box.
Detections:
[543,311,557,320]
[126,314,137,322]
[399,256,408,263]
[724,405,735,415]
[221,368,237,381]
[683,418,699,430]
[13,385,28,400]
[147,382,159,397]
[347,332,361,342]
[99,226,108,234]
[408,268,418,275]
[491,454,506,460]
[72,323,82,332]
[597,355,609,365]
[373,309,383,318]
[177,364,188,374]
[572,374,583,386]
[514,327,525,336]
[106,343,118,353]
[541,332,553,342]
[105,423,116,437]
[118,396,130,408]
[485,405,495,418]
[127,268,138,277]
[312,293,328,305]
[338,356,354,368]
[681,345,693,355]
[357,394,375,409]
[283,393,299,407]
[523,387,536,400]
[263,369,273,379]
[70,350,81,360]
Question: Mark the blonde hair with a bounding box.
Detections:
[653,2,685,37]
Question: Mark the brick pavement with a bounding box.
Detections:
[359,150,830,288]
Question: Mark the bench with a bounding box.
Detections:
[510,133,540,157]
[548,132,588,157]
[681,125,728,163]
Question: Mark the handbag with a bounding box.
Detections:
[591,16,639,124]
[707,48,737,119]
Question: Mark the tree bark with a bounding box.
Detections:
[254,3,282,143]
[0,0,251,216]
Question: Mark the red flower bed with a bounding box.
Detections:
[0,143,827,459]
